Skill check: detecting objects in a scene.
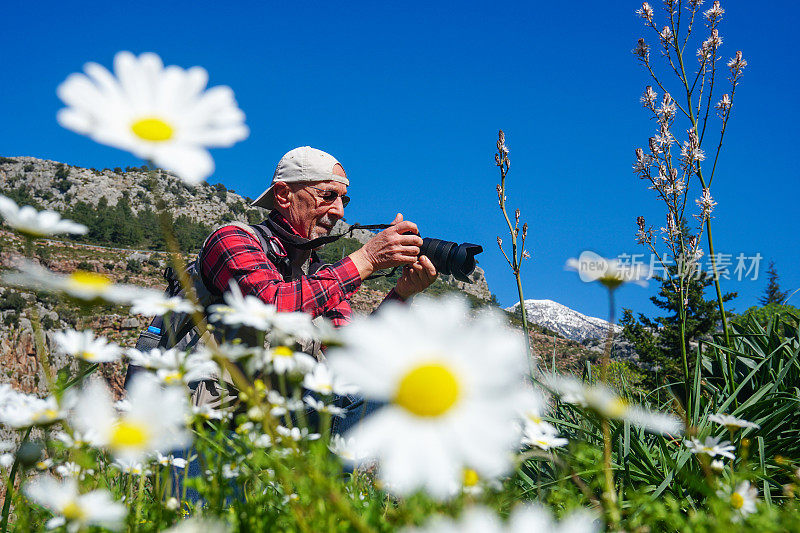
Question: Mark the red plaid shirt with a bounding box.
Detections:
[198,212,402,327]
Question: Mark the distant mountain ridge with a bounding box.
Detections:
[506,299,621,343]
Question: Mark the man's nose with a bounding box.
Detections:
[329,197,345,218]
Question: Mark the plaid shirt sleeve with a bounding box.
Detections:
[198,225,363,327]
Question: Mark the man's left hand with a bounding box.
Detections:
[394,255,438,299]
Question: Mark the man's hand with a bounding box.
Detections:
[394,255,438,299]
[349,213,424,280]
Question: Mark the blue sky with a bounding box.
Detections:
[1,0,797,321]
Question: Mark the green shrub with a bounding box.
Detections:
[54,163,70,180]
[23,163,34,172]
[126,259,143,274]
[76,260,93,271]
[41,315,57,330]
[0,291,26,312]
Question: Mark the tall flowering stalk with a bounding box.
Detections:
[632,0,746,405]
[494,130,534,375]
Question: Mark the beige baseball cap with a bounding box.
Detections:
[251,146,349,209]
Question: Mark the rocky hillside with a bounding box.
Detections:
[0,156,493,298]
[0,156,261,227]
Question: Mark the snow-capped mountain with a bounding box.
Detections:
[506,299,621,343]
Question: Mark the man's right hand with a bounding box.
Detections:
[349,213,424,280]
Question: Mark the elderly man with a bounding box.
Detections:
[197,146,438,330]
[191,145,438,434]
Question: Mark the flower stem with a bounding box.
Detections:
[0,428,32,533]
[133,470,147,532]
[601,418,619,527]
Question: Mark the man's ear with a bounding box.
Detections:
[273,182,293,209]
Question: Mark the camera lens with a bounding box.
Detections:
[419,238,483,283]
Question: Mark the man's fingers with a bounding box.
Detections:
[394,220,419,236]
[397,234,423,247]
[419,255,437,277]
[391,213,403,225]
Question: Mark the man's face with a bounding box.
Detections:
[284,164,348,240]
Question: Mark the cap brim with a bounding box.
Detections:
[251,184,275,209]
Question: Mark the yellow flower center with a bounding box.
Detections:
[32,408,58,422]
[110,420,150,450]
[730,492,744,509]
[131,117,174,142]
[162,371,183,384]
[605,398,629,418]
[394,363,459,417]
[597,274,624,290]
[273,346,293,358]
[463,469,479,487]
[67,271,111,289]
[79,350,96,361]
[62,500,86,521]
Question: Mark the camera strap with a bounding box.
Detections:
[263,219,400,280]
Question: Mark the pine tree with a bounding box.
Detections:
[621,267,736,386]
[759,260,789,305]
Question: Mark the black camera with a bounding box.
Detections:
[419,238,483,283]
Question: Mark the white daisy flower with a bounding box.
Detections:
[1,454,14,470]
[710,459,726,473]
[156,452,187,469]
[3,260,157,304]
[521,426,568,451]
[453,468,503,497]
[0,388,63,428]
[303,363,359,396]
[54,462,94,480]
[57,51,248,184]
[269,311,318,344]
[708,413,760,432]
[111,458,151,476]
[719,481,758,517]
[684,436,736,459]
[126,346,218,385]
[191,404,228,421]
[0,195,87,238]
[55,430,98,449]
[328,434,368,465]
[266,345,316,375]
[545,374,683,435]
[266,390,303,415]
[221,463,241,479]
[327,296,528,499]
[208,280,278,331]
[401,504,601,533]
[276,425,320,443]
[565,251,648,290]
[35,458,54,471]
[0,443,14,470]
[517,386,559,436]
[303,396,346,417]
[70,374,192,462]
[129,292,200,317]
[23,474,126,532]
[251,433,273,448]
[53,329,122,363]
